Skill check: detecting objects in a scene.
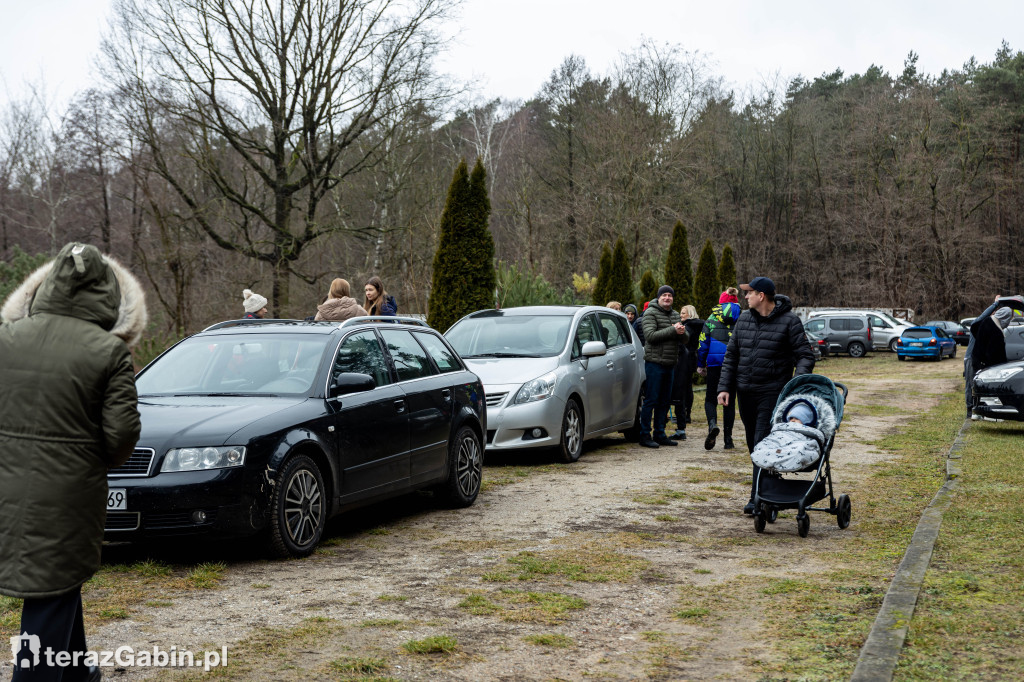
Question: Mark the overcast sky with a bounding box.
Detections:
[1,0,1019,110]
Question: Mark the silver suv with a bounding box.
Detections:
[804,313,874,357]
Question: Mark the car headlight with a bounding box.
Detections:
[514,371,558,404]
[975,366,1023,382]
[161,446,246,472]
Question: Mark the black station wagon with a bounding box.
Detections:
[105,317,486,557]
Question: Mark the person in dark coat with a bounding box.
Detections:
[639,286,688,448]
[964,296,1012,416]
[971,306,1011,371]
[670,305,703,439]
[0,243,146,682]
[717,277,815,515]
[625,304,644,345]
[364,276,398,318]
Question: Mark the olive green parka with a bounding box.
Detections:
[641,299,687,367]
[0,243,147,598]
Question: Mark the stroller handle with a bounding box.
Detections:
[834,381,849,403]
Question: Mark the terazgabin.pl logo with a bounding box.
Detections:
[10,633,41,672]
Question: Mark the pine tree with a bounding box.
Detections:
[608,237,632,305]
[664,220,693,307]
[693,239,720,320]
[638,269,657,306]
[428,158,496,331]
[718,243,737,291]
[591,242,613,305]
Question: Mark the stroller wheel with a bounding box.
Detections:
[797,514,810,538]
[767,507,778,524]
[837,494,852,529]
[754,512,766,534]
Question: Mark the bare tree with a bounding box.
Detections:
[102,0,455,314]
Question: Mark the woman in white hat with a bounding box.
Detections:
[242,289,268,319]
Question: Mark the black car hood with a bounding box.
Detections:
[137,395,306,450]
[974,359,1024,385]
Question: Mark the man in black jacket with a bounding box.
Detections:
[717,277,815,514]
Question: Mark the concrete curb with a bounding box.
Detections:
[849,419,970,681]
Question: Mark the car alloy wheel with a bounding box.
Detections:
[559,398,583,463]
[438,425,483,507]
[848,342,865,358]
[269,454,325,558]
[889,338,899,353]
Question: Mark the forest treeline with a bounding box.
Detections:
[0,0,1021,338]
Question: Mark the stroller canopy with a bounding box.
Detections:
[773,374,845,427]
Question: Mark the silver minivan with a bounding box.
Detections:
[804,313,875,357]
[445,306,646,463]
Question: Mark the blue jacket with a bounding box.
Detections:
[697,302,741,368]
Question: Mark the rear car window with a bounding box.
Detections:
[902,329,934,339]
[381,329,439,381]
[414,332,461,373]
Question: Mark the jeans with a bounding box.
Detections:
[14,587,89,682]
[738,387,783,500]
[641,362,675,438]
[704,365,735,432]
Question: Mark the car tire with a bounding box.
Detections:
[437,425,483,508]
[889,338,899,353]
[268,454,326,558]
[950,345,957,358]
[848,342,866,358]
[558,398,584,463]
[897,354,906,361]
[620,388,644,442]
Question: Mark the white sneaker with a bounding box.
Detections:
[970,413,982,421]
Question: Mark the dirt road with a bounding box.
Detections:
[86,357,963,680]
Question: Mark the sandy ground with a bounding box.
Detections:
[23,358,967,680]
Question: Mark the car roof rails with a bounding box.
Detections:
[339,316,430,328]
[201,319,307,332]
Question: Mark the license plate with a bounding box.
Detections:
[911,342,923,347]
[107,488,127,511]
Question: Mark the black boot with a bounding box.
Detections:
[704,420,719,450]
[723,431,735,449]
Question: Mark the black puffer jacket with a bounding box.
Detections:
[718,295,815,393]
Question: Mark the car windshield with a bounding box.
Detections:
[137,334,332,396]
[446,315,573,358]
[902,329,934,339]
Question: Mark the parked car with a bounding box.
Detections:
[803,313,874,357]
[972,360,1024,421]
[895,326,957,361]
[926,320,970,346]
[444,306,645,462]
[808,310,911,352]
[106,318,486,557]
[805,330,828,360]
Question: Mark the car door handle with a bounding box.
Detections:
[629,351,636,359]
[441,389,451,401]
[606,361,615,369]
[394,399,406,413]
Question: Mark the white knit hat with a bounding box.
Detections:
[243,289,268,314]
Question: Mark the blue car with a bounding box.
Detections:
[895,326,957,361]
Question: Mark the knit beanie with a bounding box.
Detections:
[784,401,816,427]
[993,306,1013,329]
[719,291,739,304]
[657,285,674,298]
[243,289,268,314]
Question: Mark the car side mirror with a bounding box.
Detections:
[329,373,375,399]
[581,340,607,357]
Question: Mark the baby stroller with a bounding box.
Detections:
[750,374,850,537]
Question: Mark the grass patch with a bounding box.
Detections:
[655,514,679,522]
[144,600,174,608]
[523,633,574,648]
[329,656,390,674]
[376,594,408,602]
[674,607,710,619]
[401,635,458,655]
[181,562,227,589]
[483,544,649,583]
[894,419,1024,679]
[481,464,562,492]
[359,618,408,629]
[251,583,270,589]
[458,589,587,624]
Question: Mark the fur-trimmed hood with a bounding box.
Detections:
[1,243,147,347]
[772,392,838,439]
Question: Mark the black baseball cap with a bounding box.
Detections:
[740,277,775,298]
